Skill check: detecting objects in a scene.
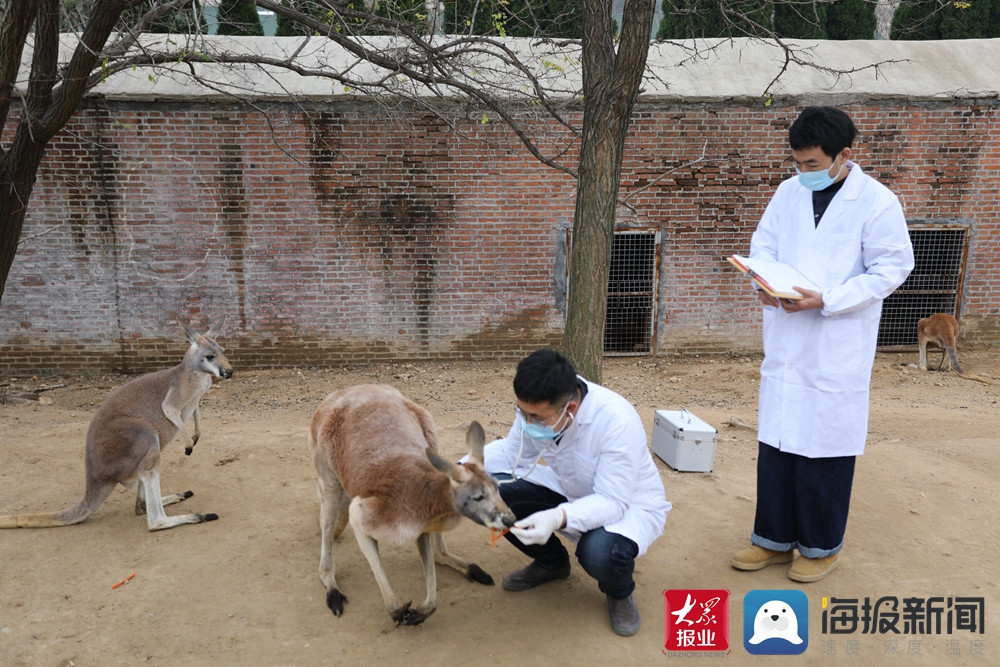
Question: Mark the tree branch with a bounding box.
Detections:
[34,0,142,143]
[0,0,41,140]
[620,139,709,205]
[26,0,61,120]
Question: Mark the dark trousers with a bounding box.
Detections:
[751,441,856,558]
[496,475,639,599]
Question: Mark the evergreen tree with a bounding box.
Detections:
[773,0,828,38]
[148,0,208,34]
[369,0,428,36]
[68,1,208,34]
[826,0,877,39]
[890,0,943,39]
[217,0,264,36]
[940,0,992,38]
[658,0,722,39]
[275,0,335,37]
[990,0,1000,37]
[657,0,771,39]
[449,0,582,38]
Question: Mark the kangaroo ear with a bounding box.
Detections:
[426,447,458,479]
[465,421,485,463]
[207,315,227,339]
[177,318,201,344]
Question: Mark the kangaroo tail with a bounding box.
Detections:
[0,483,115,529]
[945,345,963,374]
[957,372,995,385]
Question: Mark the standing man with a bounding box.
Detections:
[481,348,670,636]
[731,107,914,582]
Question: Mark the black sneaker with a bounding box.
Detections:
[607,593,641,636]
[501,560,571,591]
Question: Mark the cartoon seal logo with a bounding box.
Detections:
[749,599,803,645]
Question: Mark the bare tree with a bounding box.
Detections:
[0,0,193,304]
[1,0,900,381]
[1,1,586,307]
[561,0,654,382]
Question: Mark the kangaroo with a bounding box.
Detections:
[309,384,515,626]
[0,318,234,531]
[917,313,993,384]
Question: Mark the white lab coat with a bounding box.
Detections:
[750,162,914,458]
[482,378,671,557]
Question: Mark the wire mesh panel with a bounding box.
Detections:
[604,231,660,356]
[878,225,970,349]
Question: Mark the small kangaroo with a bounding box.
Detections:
[309,384,515,626]
[917,313,992,384]
[0,318,234,530]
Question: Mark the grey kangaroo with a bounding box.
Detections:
[0,318,233,531]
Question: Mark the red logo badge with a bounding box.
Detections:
[664,589,730,652]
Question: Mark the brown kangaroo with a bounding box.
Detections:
[0,318,233,530]
[309,384,515,626]
[917,313,992,384]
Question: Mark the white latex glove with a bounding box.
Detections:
[510,507,566,546]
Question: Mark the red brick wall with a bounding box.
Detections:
[2,99,998,374]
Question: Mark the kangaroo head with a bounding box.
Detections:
[177,316,234,380]
[425,421,515,530]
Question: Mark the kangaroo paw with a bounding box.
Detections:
[390,601,413,626]
[466,563,494,586]
[402,604,435,626]
[326,589,348,617]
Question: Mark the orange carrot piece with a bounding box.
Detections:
[490,527,511,547]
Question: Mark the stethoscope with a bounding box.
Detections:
[497,409,576,485]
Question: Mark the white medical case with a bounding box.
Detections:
[651,409,718,473]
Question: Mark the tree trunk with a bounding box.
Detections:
[0,0,129,305]
[562,0,654,384]
[0,139,47,302]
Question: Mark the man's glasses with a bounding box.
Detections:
[514,402,570,427]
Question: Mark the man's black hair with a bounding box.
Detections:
[788,107,858,159]
[513,348,578,405]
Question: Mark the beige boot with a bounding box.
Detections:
[731,544,793,571]
[788,554,840,583]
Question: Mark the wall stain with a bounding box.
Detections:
[308,110,455,348]
[92,106,127,373]
[213,115,249,330]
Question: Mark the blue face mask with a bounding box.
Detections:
[521,403,573,441]
[796,158,845,192]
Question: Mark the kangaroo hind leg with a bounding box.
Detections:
[134,477,193,516]
[139,467,217,531]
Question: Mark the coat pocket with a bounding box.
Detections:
[818,317,864,374]
[558,451,599,499]
[824,233,862,282]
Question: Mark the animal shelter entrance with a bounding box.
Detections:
[604,231,660,355]
[566,229,661,357]
[878,223,970,350]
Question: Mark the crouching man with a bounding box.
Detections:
[482,348,671,636]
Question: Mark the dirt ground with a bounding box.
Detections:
[1,348,998,666]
